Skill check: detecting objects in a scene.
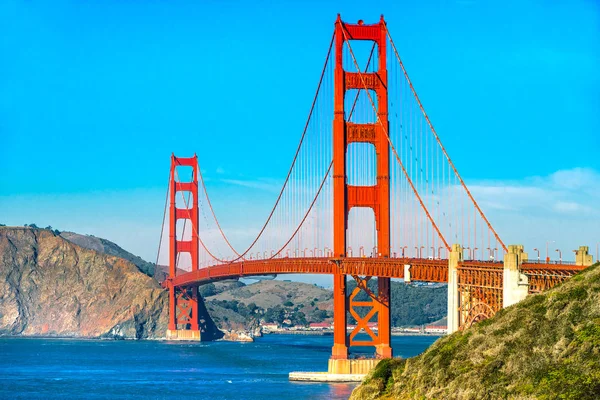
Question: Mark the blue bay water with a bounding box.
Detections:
[0,334,439,400]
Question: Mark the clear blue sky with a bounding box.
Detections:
[1,1,598,280]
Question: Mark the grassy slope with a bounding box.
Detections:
[351,263,600,400]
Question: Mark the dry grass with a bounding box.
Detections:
[351,263,600,400]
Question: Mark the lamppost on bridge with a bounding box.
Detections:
[420,246,425,259]
[486,247,498,261]
[533,248,540,261]
[402,246,408,257]
[414,246,419,258]
[303,248,309,257]
[438,246,444,259]
[546,240,555,262]
[360,246,365,257]
[464,247,471,260]
[555,248,562,262]
[372,246,378,257]
[347,247,352,257]
[430,247,435,259]
[473,247,479,260]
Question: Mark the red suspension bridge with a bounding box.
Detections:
[157,15,594,375]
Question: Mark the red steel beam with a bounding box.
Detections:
[168,257,449,287]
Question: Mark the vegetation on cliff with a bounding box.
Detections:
[351,262,600,400]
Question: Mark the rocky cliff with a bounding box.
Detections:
[350,262,600,400]
[0,227,221,340]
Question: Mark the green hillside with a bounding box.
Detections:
[351,263,600,400]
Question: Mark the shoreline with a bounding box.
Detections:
[0,331,445,341]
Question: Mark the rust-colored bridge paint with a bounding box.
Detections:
[171,257,450,286]
[168,154,201,332]
[331,15,392,359]
[162,16,591,356]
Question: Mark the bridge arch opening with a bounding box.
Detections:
[174,165,194,183]
[347,207,376,257]
[175,191,193,209]
[346,143,377,187]
[343,40,379,73]
[345,89,378,124]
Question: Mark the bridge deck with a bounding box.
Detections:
[167,257,585,288]
[170,257,450,287]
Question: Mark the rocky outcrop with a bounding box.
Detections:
[0,227,221,340]
[60,231,156,277]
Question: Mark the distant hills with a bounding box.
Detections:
[59,228,448,329]
[350,262,600,400]
[0,225,449,340]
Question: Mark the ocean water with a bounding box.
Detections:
[0,334,439,400]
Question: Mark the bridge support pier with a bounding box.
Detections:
[331,272,348,359]
[503,245,529,308]
[575,246,593,266]
[375,277,392,359]
[447,244,462,334]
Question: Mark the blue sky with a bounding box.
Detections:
[1,1,599,285]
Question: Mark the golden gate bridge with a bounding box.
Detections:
[156,15,594,377]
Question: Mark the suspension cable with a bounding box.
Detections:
[191,30,336,262]
[383,23,507,252]
[340,23,450,250]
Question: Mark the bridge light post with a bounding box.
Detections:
[304,248,309,257]
[314,247,318,258]
[414,246,419,258]
[533,248,540,261]
[430,246,435,259]
[438,246,444,259]
[347,247,352,257]
[402,246,408,257]
[420,246,425,259]
[555,249,562,262]
[286,249,290,258]
[372,246,378,257]
[360,246,365,257]
[464,246,471,260]
[473,247,479,260]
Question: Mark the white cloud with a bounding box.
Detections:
[220,178,282,193]
[467,168,600,260]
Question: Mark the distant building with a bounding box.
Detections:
[261,323,279,332]
[425,325,447,334]
[309,322,331,330]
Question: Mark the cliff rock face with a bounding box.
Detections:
[350,263,600,400]
[0,227,220,340]
[60,231,156,277]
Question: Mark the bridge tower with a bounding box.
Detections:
[331,15,392,362]
[166,154,203,340]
